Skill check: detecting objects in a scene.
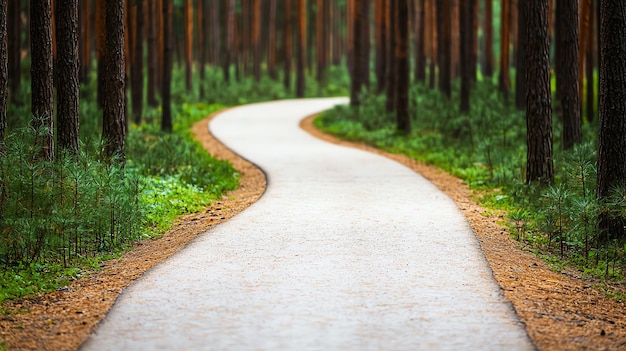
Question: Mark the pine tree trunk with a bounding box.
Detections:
[132,0,144,124]
[56,0,80,156]
[296,0,306,97]
[428,0,437,89]
[161,0,173,133]
[585,0,595,122]
[375,0,386,92]
[515,0,528,110]
[147,0,158,106]
[396,0,410,133]
[557,0,581,149]
[283,0,292,89]
[525,0,553,185]
[0,0,6,145]
[483,0,494,77]
[198,0,206,98]
[460,0,472,112]
[79,0,91,82]
[102,0,126,162]
[268,0,277,80]
[415,0,426,82]
[184,0,192,90]
[597,0,626,240]
[31,0,55,162]
[252,0,261,81]
[7,0,20,101]
[350,0,369,106]
[385,0,397,111]
[437,0,451,98]
[95,0,106,108]
[499,0,511,99]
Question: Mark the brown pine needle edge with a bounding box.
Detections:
[0,107,624,350]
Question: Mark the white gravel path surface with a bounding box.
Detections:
[81,98,535,351]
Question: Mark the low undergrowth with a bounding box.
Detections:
[0,64,351,304]
[315,80,626,284]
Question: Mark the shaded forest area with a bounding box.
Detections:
[0,0,625,303]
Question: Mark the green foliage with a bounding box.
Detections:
[316,80,626,282]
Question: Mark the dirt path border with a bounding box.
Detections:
[301,114,626,351]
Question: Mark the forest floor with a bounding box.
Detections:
[0,109,625,350]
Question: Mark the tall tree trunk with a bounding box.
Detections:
[102,0,126,162]
[31,0,55,162]
[385,0,397,111]
[557,0,581,149]
[147,0,158,106]
[375,0,386,92]
[296,0,306,97]
[252,0,261,81]
[483,0,494,77]
[0,0,6,145]
[437,0,451,98]
[283,0,292,89]
[7,0,20,101]
[585,0,595,122]
[350,0,369,106]
[471,0,478,81]
[597,0,626,239]
[525,0,553,185]
[450,0,459,78]
[161,0,172,132]
[415,0,426,82]
[268,0,277,80]
[224,0,235,82]
[95,0,106,107]
[499,0,511,99]
[132,0,144,124]
[396,0,410,133]
[428,0,437,88]
[184,0,192,90]
[79,0,91,82]
[198,0,205,97]
[515,0,528,109]
[56,0,80,156]
[315,0,326,83]
[460,0,473,112]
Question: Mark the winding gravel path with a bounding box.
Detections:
[81,98,535,351]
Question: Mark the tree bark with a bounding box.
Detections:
[515,0,528,109]
[556,0,582,149]
[56,0,80,156]
[585,0,595,122]
[79,0,90,82]
[525,0,553,185]
[95,0,106,107]
[597,0,626,239]
[184,0,192,90]
[161,0,172,133]
[268,0,277,80]
[396,0,410,133]
[252,0,261,81]
[102,0,126,162]
[428,0,437,88]
[283,0,292,89]
[0,0,6,145]
[147,0,158,106]
[7,0,20,101]
[415,0,426,82]
[499,0,511,99]
[375,0,386,92]
[31,0,55,162]
[460,0,473,112]
[350,0,369,106]
[385,0,397,111]
[296,0,306,97]
[436,0,451,98]
[131,0,144,124]
[483,0,494,77]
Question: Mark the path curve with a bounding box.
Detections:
[81,98,534,351]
